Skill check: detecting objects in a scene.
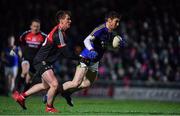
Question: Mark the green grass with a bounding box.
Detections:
[0,96,180,115]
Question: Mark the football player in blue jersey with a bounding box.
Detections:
[60,11,125,106]
[1,36,22,93]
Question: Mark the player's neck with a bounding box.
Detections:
[58,23,66,32]
[106,22,113,32]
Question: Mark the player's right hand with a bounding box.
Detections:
[119,33,127,48]
[88,50,98,59]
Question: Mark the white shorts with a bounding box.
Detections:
[79,61,99,72]
[4,66,18,78]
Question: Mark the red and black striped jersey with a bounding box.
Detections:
[19,30,47,62]
[33,24,79,65]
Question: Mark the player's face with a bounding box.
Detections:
[60,14,71,31]
[108,18,120,31]
[30,21,40,34]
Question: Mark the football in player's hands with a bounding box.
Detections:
[112,35,127,48]
[112,35,122,48]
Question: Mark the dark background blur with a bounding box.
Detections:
[0,0,180,95]
[1,0,179,46]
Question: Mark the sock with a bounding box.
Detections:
[47,104,53,108]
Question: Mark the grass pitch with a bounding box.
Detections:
[0,96,180,115]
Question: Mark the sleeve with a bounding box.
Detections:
[83,27,103,50]
[83,35,95,50]
[53,30,66,48]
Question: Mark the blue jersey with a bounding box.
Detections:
[80,23,114,62]
[4,46,19,67]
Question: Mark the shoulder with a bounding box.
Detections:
[46,26,59,43]
[50,25,59,34]
[19,30,31,40]
[20,30,31,37]
[48,25,59,37]
[90,24,106,36]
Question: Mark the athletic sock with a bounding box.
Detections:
[47,104,53,108]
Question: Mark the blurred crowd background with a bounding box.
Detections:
[0,0,179,95]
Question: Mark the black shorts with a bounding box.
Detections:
[33,61,53,77]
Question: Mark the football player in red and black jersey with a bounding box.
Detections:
[12,10,79,113]
[18,19,47,92]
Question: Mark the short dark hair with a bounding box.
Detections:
[31,18,41,24]
[56,10,71,22]
[105,11,121,22]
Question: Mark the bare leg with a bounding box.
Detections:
[70,70,97,93]
[25,79,49,96]
[21,61,31,92]
[8,75,12,92]
[42,69,58,105]
[21,61,30,77]
[26,73,31,83]
[10,76,16,92]
[11,67,18,92]
[63,67,88,92]
[23,73,32,92]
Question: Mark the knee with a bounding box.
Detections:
[50,81,59,90]
[80,80,91,88]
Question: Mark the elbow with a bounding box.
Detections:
[83,38,87,44]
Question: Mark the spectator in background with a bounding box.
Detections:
[17,19,47,92]
[1,36,22,94]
